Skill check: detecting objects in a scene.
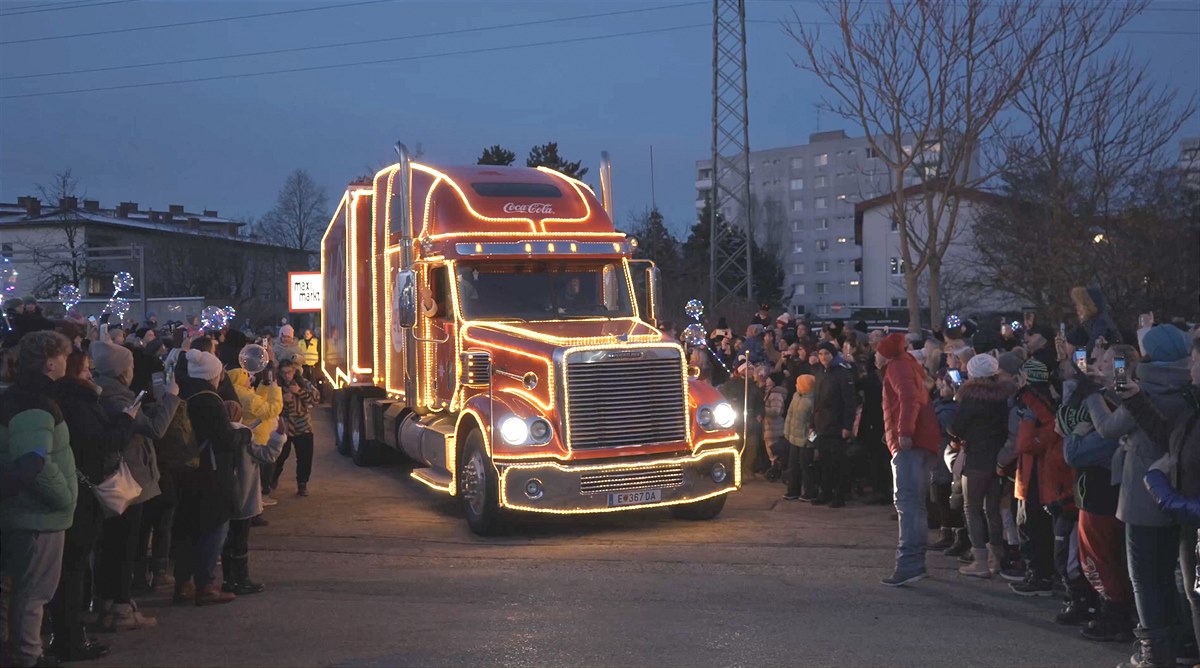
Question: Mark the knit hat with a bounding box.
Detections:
[768,371,786,388]
[279,324,295,338]
[90,340,133,378]
[1021,358,1049,384]
[966,353,999,379]
[817,341,839,356]
[186,349,224,381]
[998,351,1025,377]
[876,332,907,360]
[1066,325,1090,349]
[795,374,816,394]
[776,312,792,323]
[1140,324,1189,363]
[1056,402,1092,436]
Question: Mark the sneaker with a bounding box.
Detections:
[1053,596,1096,625]
[101,602,157,631]
[49,639,110,663]
[881,571,929,587]
[261,495,279,507]
[250,514,269,527]
[297,483,308,497]
[1009,577,1054,597]
[782,494,801,501]
[797,496,816,503]
[229,580,266,595]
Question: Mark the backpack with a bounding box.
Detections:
[157,396,200,470]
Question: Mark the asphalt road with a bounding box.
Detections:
[88,409,1129,668]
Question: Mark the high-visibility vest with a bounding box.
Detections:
[301,337,320,366]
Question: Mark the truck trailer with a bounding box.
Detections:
[320,144,740,534]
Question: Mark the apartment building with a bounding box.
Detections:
[696,129,925,317]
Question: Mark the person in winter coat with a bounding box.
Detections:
[1086,325,1193,667]
[783,374,816,501]
[173,349,250,606]
[852,348,889,505]
[1062,345,1136,642]
[224,345,285,595]
[46,351,134,662]
[0,331,77,668]
[811,341,859,507]
[1071,286,1122,356]
[949,354,1014,578]
[90,339,180,631]
[761,372,788,480]
[930,370,966,554]
[272,359,320,496]
[875,333,941,587]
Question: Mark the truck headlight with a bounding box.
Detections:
[499,417,530,445]
[529,418,552,443]
[698,407,715,430]
[713,402,736,429]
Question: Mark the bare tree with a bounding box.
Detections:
[14,168,88,296]
[258,170,329,257]
[786,0,1058,328]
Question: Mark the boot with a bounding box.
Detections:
[1053,592,1095,626]
[1081,599,1135,642]
[987,544,1004,575]
[195,585,236,606]
[173,581,196,606]
[99,602,157,631]
[1118,627,1174,668]
[958,548,991,578]
[942,528,970,558]
[928,527,955,551]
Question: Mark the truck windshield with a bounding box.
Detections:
[456,260,636,321]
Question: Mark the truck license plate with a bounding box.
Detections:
[607,489,662,507]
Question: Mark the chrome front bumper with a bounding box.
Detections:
[496,448,740,514]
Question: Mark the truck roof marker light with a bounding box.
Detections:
[474,243,482,253]
[613,243,620,252]
[547,243,555,252]
[524,243,532,253]
[570,243,578,252]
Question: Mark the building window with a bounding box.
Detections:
[795,284,806,296]
[793,243,804,254]
[815,153,828,167]
[792,220,801,232]
[792,200,804,212]
[816,261,829,273]
[817,218,829,230]
[814,175,827,188]
[817,283,829,295]
[698,168,712,179]
[0,243,11,259]
[793,263,805,275]
[891,297,908,308]
[816,239,829,251]
[815,197,827,210]
[890,219,899,232]
[790,178,804,190]
[890,257,907,275]
[836,237,847,243]
[791,157,803,169]
[866,147,878,159]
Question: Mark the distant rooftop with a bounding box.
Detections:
[0,195,256,242]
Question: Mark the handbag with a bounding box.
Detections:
[77,457,142,517]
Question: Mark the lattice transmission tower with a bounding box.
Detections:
[709,0,754,311]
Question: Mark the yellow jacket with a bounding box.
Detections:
[227,368,283,445]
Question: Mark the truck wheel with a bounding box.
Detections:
[669,494,728,521]
[349,395,379,467]
[459,430,504,536]
[333,391,349,456]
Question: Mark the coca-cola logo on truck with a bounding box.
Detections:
[502,202,555,214]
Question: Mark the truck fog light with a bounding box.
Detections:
[529,418,552,443]
[524,478,544,500]
[500,417,529,445]
[710,463,729,483]
[713,402,737,428]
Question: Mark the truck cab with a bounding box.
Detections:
[321,145,739,535]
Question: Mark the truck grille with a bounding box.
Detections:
[565,349,688,449]
[579,464,685,495]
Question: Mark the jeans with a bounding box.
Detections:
[222,518,252,585]
[962,470,1002,549]
[0,529,64,667]
[97,501,143,603]
[892,448,934,576]
[1180,526,1200,649]
[1127,523,1182,633]
[274,432,314,486]
[196,522,229,589]
[815,435,847,503]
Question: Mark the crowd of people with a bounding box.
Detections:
[687,292,1200,668]
[0,297,322,668]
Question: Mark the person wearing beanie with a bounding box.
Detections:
[946,345,976,380]
[751,303,772,328]
[949,352,1015,579]
[876,328,941,587]
[783,374,817,501]
[273,324,304,368]
[91,340,180,632]
[810,338,859,508]
[997,351,1025,382]
[760,372,789,481]
[1085,327,1195,663]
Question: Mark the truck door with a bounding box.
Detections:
[418,265,458,410]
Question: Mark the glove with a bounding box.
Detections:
[1149,452,1177,476]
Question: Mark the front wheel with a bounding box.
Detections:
[349,395,379,467]
[669,493,728,521]
[459,430,505,536]
[333,391,349,456]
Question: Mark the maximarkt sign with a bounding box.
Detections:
[288,272,322,312]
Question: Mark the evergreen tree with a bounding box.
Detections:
[526,142,588,179]
[477,145,516,166]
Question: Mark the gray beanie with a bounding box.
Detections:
[91,340,133,379]
[998,351,1024,377]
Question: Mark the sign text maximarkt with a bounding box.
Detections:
[288,271,322,312]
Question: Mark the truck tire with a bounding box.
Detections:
[348,395,379,467]
[669,493,728,521]
[459,430,505,536]
[333,391,350,456]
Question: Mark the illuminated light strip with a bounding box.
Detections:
[410,469,452,494]
[453,240,632,256]
[532,166,594,231]
[410,164,537,231]
[496,447,741,513]
[382,168,398,396]
[429,231,626,240]
[446,259,464,412]
[470,321,661,347]
[353,367,373,374]
[621,258,640,321]
[536,166,596,197]
[419,175,443,238]
[321,364,339,389]
[321,191,346,387]
[692,434,738,453]
[460,330,555,407]
[559,342,690,454]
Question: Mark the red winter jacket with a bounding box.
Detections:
[1015,388,1075,506]
[881,353,941,456]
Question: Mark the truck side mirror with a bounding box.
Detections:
[394,269,417,330]
[628,260,660,327]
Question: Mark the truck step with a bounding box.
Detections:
[410,466,454,494]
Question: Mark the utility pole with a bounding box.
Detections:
[710,0,754,311]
